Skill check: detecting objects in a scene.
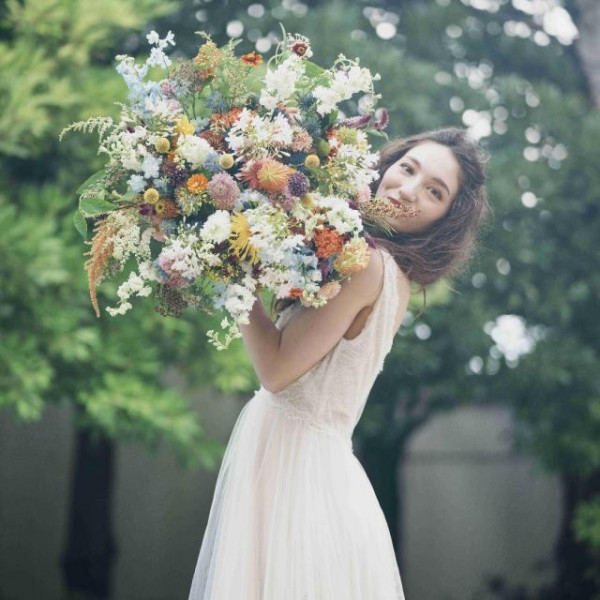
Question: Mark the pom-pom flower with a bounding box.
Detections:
[208,172,240,210]
[287,172,310,197]
[143,188,160,204]
[218,154,234,169]
[304,154,320,169]
[154,137,171,153]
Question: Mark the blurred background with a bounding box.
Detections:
[1,0,599,599]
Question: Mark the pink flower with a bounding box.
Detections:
[318,281,341,300]
[208,172,240,210]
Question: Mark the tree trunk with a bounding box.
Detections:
[554,470,600,599]
[358,436,406,566]
[573,0,600,107]
[60,410,118,600]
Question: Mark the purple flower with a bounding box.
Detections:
[287,172,310,197]
[340,114,372,129]
[374,109,389,132]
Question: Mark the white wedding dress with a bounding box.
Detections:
[188,248,407,599]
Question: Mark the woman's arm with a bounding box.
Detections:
[239,247,385,393]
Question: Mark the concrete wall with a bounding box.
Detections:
[401,405,561,600]
[0,397,561,600]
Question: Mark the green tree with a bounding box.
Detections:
[0,1,256,597]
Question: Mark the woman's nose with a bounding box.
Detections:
[399,185,417,203]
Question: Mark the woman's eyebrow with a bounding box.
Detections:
[406,156,450,197]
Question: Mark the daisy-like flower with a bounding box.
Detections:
[241,51,263,66]
[208,172,240,210]
[287,34,313,59]
[229,212,259,264]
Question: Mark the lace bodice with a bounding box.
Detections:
[257,248,405,446]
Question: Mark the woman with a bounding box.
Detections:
[188,127,490,599]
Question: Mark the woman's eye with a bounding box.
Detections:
[400,163,413,174]
[430,188,443,200]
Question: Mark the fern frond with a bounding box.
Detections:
[58,116,114,144]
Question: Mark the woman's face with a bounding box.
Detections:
[374,141,461,233]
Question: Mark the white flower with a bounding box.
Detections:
[259,55,305,111]
[177,134,212,168]
[146,31,160,45]
[142,154,161,179]
[199,211,231,244]
[128,174,146,193]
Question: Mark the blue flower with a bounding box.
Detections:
[206,91,228,112]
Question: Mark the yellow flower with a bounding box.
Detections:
[304,154,320,169]
[154,137,171,153]
[333,238,371,276]
[174,115,195,135]
[143,188,160,204]
[229,212,259,264]
[219,154,234,169]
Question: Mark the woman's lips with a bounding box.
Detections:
[388,196,403,208]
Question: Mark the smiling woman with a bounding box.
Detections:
[188,127,491,600]
[368,127,492,292]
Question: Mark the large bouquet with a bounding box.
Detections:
[60,30,390,349]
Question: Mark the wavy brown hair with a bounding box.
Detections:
[272,127,491,317]
[368,127,491,312]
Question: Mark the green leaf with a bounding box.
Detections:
[73,209,88,240]
[79,196,117,216]
[76,169,106,196]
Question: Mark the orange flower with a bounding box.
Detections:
[155,199,180,219]
[313,226,344,259]
[289,287,304,299]
[257,159,292,193]
[187,174,208,194]
[241,51,263,67]
[210,108,243,132]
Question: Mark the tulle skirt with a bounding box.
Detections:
[188,389,405,600]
